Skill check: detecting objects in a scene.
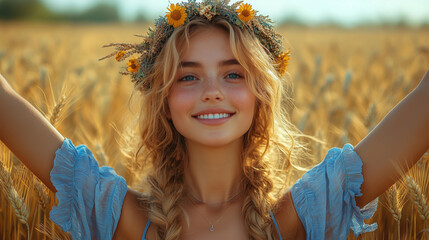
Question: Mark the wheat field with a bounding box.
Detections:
[0,22,428,239]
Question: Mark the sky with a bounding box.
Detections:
[42,0,429,26]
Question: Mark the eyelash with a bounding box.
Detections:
[178,72,243,82]
[179,75,197,81]
[226,72,243,79]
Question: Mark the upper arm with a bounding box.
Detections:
[274,191,306,240]
[113,189,149,240]
[355,69,429,207]
[0,73,64,192]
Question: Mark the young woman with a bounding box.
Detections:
[0,0,428,239]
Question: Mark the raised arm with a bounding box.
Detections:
[355,69,429,207]
[0,73,64,192]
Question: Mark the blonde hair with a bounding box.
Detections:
[130,16,311,240]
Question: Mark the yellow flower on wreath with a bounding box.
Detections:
[277,51,290,75]
[166,3,187,28]
[115,51,125,61]
[127,57,140,73]
[236,3,255,22]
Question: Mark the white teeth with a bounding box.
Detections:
[197,113,231,119]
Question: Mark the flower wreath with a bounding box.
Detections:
[100,0,290,90]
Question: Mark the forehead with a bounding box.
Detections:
[180,27,235,62]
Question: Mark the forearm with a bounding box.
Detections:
[355,70,429,207]
[0,74,63,192]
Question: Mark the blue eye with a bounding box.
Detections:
[179,75,197,81]
[226,73,242,79]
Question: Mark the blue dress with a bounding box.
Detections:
[50,138,378,239]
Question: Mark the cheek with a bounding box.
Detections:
[229,87,256,119]
[167,88,195,119]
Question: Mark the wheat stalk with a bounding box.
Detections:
[34,179,49,210]
[320,74,335,94]
[0,163,30,238]
[36,222,72,240]
[365,103,377,132]
[406,176,429,236]
[312,55,322,85]
[386,184,407,238]
[343,70,352,96]
[315,130,324,161]
[49,94,66,126]
[95,143,108,166]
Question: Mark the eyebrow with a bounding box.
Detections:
[179,59,240,68]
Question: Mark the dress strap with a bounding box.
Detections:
[270,210,283,240]
[142,219,151,240]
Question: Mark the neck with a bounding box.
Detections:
[184,138,244,205]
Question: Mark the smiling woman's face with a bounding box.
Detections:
[167,26,256,148]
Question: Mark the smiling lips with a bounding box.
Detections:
[192,109,235,122]
[196,113,231,119]
[193,112,234,125]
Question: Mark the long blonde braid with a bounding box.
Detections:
[144,126,187,239]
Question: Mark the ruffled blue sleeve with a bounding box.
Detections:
[49,138,128,239]
[291,144,378,239]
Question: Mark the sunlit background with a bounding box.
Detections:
[2,0,429,240]
[1,0,429,27]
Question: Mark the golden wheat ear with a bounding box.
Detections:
[49,94,66,127]
[0,159,30,238]
[406,176,429,231]
[385,183,407,238]
[35,222,72,240]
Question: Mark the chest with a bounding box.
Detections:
[181,203,248,240]
[145,202,249,240]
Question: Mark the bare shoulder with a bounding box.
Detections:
[113,188,150,240]
[274,190,306,240]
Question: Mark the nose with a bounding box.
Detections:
[201,78,224,102]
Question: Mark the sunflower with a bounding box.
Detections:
[166,3,187,28]
[277,51,290,75]
[115,51,126,61]
[127,57,140,73]
[236,3,254,22]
